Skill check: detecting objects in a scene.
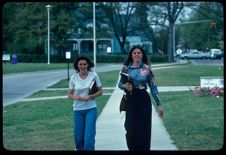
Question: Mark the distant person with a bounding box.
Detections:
[68,56,103,150]
[118,45,163,150]
[176,48,182,61]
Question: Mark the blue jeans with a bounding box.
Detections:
[73,107,97,150]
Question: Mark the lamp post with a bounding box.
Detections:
[46,4,52,65]
[93,2,96,71]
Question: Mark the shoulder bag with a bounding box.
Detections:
[119,67,130,113]
[119,94,127,113]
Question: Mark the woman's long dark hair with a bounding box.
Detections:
[73,56,94,72]
[124,45,150,66]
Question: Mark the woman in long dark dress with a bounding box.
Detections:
[118,45,163,150]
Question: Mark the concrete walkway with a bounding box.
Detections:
[95,86,180,150]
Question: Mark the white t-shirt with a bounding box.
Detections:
[69,71,102,111]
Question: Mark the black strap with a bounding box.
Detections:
[125,66,130,74]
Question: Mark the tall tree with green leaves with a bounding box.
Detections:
[3,2,80,56]
[50,2,79,56]
[3,2,47,54]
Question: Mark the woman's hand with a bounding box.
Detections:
[75,96,88,102]
[158,106,163,118]
[124,83,132,92]
[82,96,91,102]
[75,96,83,101]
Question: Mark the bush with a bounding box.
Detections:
[192,86,224,97]
[16,54,46,63]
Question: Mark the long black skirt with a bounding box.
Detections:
[124,89,152,151]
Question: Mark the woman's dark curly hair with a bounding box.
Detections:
[73,56,94,72]
[124,45,150,66]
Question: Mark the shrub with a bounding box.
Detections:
[192,86,224,97]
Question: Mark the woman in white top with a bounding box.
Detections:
[68,56,102,150]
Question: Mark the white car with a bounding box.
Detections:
[207,49,222,59]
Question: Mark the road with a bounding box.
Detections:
[3,64,122,107]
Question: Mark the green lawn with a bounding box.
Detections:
[153,64,224,86]
[3,64,224,150]
[156,91,224,150]
[3,96,110,150]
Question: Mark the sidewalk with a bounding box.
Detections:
[95,82,193,150]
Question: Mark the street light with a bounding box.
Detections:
[93,2,96,71]
[46,4,52,65]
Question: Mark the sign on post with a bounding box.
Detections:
[107,47,111,53]
[200,77,224,88]
[65,51,71,80]
[66,51,71,59]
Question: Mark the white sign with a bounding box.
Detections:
[65,51,71,59]
[2,54,10,61]
[200,77,224,88]
[107,47,111,53]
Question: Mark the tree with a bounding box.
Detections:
[2,2,20,53]
[147,2,183,61]
[146,3,168,54]
[3,3,49,54]
[132,2,154,52]
[3,2,80,55]
[165,2,184,62]
[101,2,137,53]
[50,2,79,56]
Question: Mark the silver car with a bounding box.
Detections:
[180,51,208,59]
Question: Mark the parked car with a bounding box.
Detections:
[180,51,208,59]
[215,51,224,59]
[207,49,222,59]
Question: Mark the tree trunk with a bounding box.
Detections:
[119,41,126,53]
[167,22,174,62]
